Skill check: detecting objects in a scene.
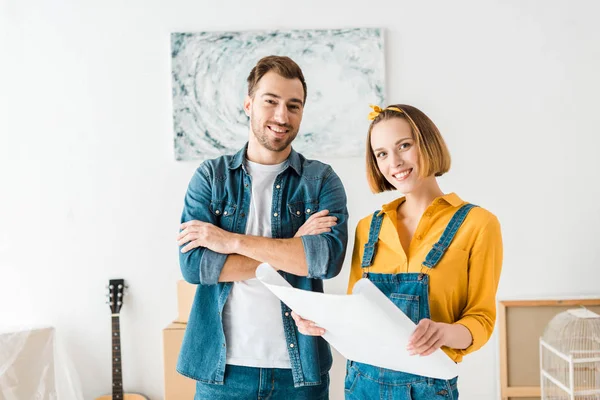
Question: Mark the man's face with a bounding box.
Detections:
[244,71,304,153]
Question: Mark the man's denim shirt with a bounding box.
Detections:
[177,144,349,387]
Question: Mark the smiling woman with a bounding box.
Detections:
[292,104,503,400]
[365,104,451,194]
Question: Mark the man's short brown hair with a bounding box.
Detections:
[247,56,307,103]
[366,104,451,193]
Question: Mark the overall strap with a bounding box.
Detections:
[422,203,478,269]
[361,211,384,268]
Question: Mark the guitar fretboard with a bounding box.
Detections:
[111,315,124,399]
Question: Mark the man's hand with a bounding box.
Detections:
[178,220,238,254]
[294,210,337,237]
[291,311,326,336]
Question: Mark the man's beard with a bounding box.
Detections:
[250,117,298,152]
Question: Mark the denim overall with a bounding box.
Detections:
[344,204,477,400]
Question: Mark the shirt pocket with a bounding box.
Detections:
[209,200,237,231]
[389,293,421,324]
[287,200,319,234]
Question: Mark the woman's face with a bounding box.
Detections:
[370,117,421,193]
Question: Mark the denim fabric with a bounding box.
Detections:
[194,365,329,400]
[177,144,349,388]
[346,204,476,399]
[422,204,477,268]
[344,362,458,400]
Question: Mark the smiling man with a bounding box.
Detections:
[176,56,349,400]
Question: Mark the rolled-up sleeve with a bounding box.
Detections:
[179,164,227,285]
[301,168,349,280]
[454,214,503,355]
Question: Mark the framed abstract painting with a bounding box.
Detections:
[171,28,385,161]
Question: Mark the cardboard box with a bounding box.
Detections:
[163,323,195,400]
[176,280,196,323]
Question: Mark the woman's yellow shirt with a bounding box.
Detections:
[347,193,503,362]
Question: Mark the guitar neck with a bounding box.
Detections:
[111,315,124,399]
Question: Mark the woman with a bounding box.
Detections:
[292,104,503,399]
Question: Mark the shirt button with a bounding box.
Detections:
[285,312,289,317]
[306,208,311,213]
[296,211,301,215]
[223,211,228,216]
[241,212,245,217]
[289,343,294,348]
[424,212,432,217]
[437,199,444,204]
[274,212,278,217]
[276,185,281,189]
[416,234,422,240]
[215,210,221,215]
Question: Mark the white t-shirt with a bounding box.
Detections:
[222,159,291,368]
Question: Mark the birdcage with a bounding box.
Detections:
[540,308,600,400]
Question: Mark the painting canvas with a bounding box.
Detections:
[171,28,385,161]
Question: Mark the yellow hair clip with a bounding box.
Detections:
[368,104,403,121]
[368,104,383,120]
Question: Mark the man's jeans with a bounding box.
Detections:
[194,365,329,400]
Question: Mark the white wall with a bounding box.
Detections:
[2,0,599,399]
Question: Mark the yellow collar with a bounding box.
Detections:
[380,192,464,213]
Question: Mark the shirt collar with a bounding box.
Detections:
[380,192,464,212]
[442,192,464,207]
[228,143,302,175]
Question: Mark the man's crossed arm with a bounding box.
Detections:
[177,210,337,282]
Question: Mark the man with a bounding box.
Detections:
[176,55,348,399]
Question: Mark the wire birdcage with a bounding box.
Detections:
[540,308,600,400]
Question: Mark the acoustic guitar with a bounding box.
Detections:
[96,279,149,400]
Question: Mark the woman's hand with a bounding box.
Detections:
[406,319,448,356]
[291,311,326,336]
[407,319,474,356]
